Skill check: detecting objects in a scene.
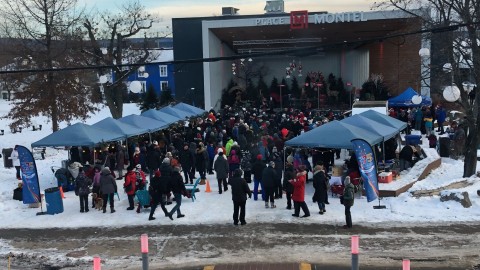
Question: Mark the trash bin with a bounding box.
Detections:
[439,137,451,157]
[405,135,422,145]
[45,187,64,215]
[2,148,13,168]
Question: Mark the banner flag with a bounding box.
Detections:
[17,146,42,204]
[350,139,379,202]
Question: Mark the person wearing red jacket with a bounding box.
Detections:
[124,165,137,210]
[289,165,310,218]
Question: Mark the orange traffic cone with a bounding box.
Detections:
[205,180,211,193]
[59,186,66,199]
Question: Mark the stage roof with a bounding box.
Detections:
[208,13,419,54]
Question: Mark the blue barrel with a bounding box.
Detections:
[405,135,422,145]
[45,187,64,215]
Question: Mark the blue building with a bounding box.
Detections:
[124,49,176,97]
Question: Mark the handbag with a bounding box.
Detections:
[340,195,344,205]
[124,183,133,192]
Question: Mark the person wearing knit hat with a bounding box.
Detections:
[262,161,277,208]
[256,154,263,160]
[124,164,137,210]
[289,165,310,218]
[342,176,355,229]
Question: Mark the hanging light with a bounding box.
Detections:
[248,58,253,62]
[418,48,430,57]
[99,75,108,84]
[443,85,460,102]
[411,95,422,105]
[129,81,142,93]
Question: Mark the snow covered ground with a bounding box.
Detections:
[1,99,480,230]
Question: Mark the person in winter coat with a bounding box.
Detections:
[435,105,447,134]
[148,170,172,221]
[134,164,147,191]
[283,165,295,210]
[124,165,137,210]
[168,166,187,218]
[225,138,234,156]
[146,142,161,180]
[312,165,328,215]
[453,123,466,158]
[91,166,102,208]
[261,161,277,208]
[342,176,355,229]
[270,147,284,198]
[195,142,208,182]
[227,149,241,180]
[179,143,194,184]
[214,151,229,194]
[240,147,253,183]
[206,141,216,174]
[399,145,420,171]
[289,165,310,218]
[9,146,21,180]
[115,144,126,180]
[229,168,252,226]
[252,154,266,201]
[75,166,92,213]
[99,167,117,213]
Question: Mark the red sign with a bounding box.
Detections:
[290,10,308,30]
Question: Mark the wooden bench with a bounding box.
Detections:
[185,178,201,202]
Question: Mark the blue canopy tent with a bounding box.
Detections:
[359,110,408,131]
[141,109,183,124]
[31,122,124,147]
[159,106,193,119]
[91,117,149,138]
[117,114,169,133]
[173,102,206,116]
[388,87,432,107]
[285,120,383,149]
[342,114,399,141]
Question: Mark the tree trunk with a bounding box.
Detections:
[104,84,123,119]
[463,130,477,177]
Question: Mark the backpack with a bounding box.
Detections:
[135,171,145,190]
[228,154,240,164]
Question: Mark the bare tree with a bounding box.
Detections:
[82,0,159,119]
[374,0,480,176]
[0,0,99,131]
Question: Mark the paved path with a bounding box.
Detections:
[1,223,479,269]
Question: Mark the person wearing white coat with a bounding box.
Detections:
[9,145,21,180]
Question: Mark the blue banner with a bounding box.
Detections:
[350,139,379,202]
[17,146,42,204]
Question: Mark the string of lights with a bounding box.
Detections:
[0,21,478,75]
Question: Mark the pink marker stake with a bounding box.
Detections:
[403,259,410,270]
[93,256,101,270]
[351,235,359,270]
[141,234,149,270]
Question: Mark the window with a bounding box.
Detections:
[160,81,168,91]
[159,65,168,77]
[141,81,147,93]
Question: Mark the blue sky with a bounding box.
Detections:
[80,0,377,30]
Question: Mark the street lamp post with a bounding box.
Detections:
[190,87,195,106]
[346,82,353,108]
[278,84,285,110]
[316,83,323,109]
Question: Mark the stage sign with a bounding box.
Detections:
[290,10,309,29]
[351,139,379,202]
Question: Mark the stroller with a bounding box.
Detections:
[135,178,150,213]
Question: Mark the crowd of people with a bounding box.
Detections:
[62,105,362,228]
[8,101,464,228]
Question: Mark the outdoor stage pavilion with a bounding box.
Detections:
[172,3,428,110]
